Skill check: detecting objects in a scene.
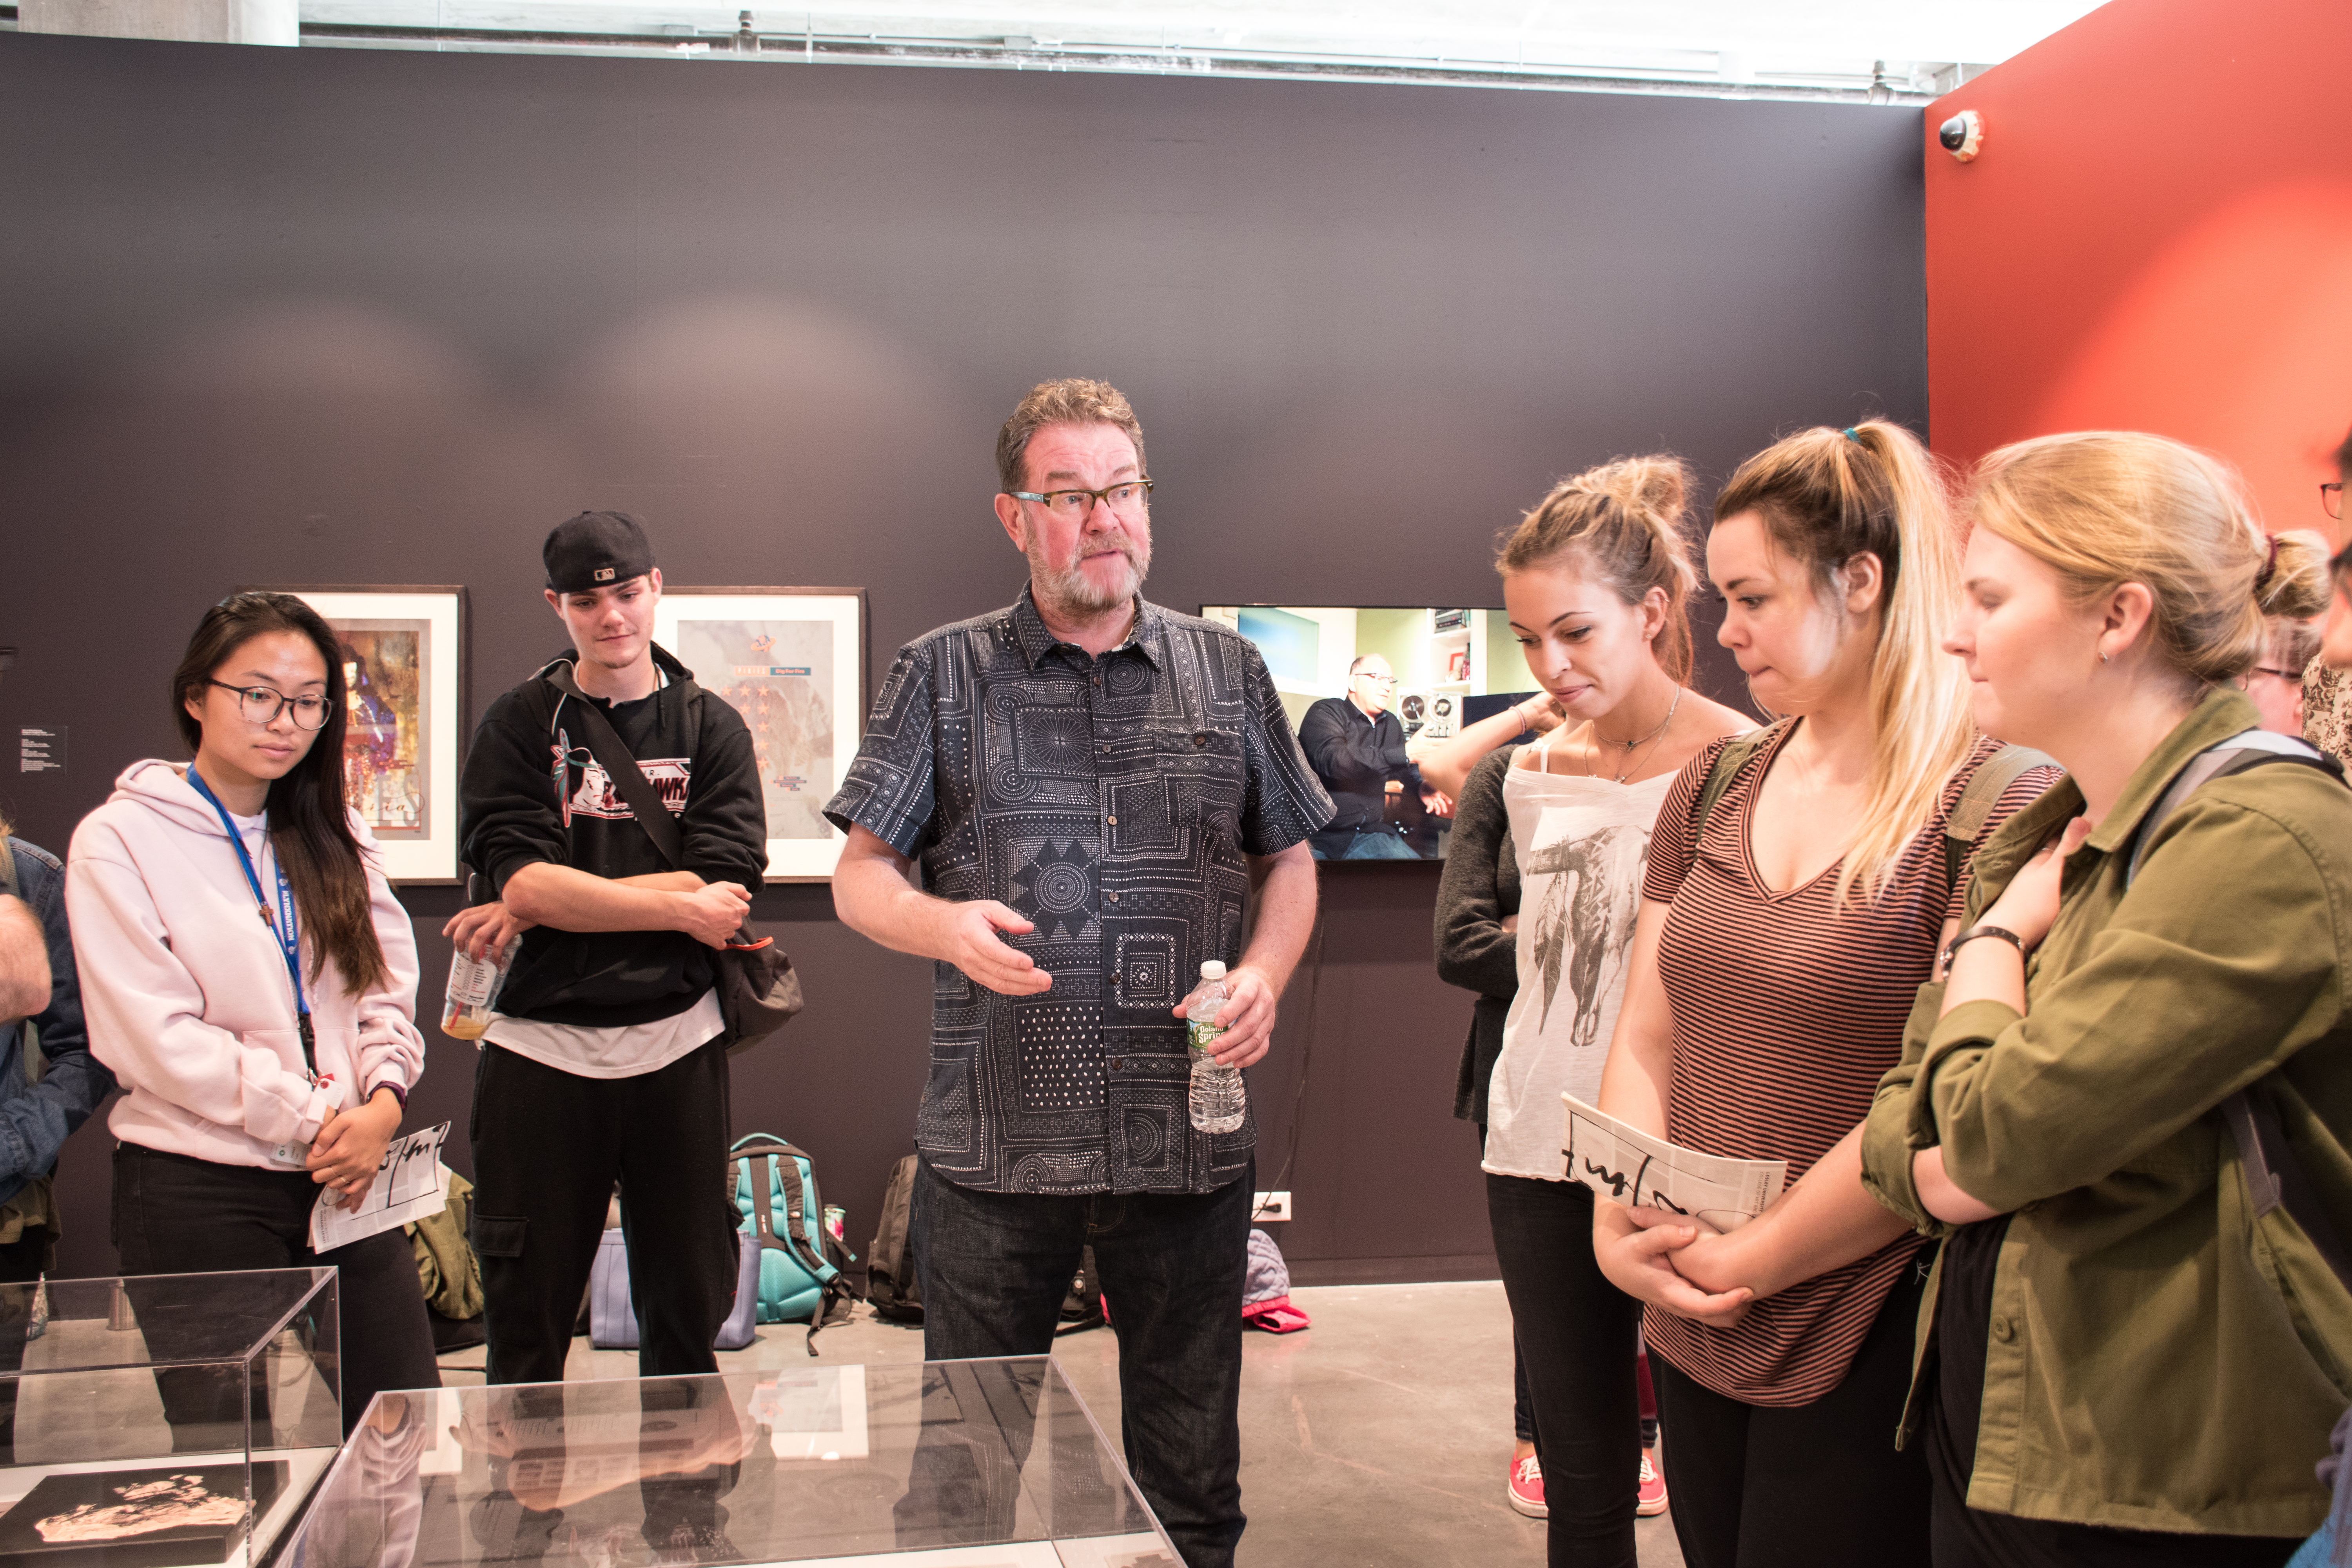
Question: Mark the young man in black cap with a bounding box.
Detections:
[446,511,766,1384]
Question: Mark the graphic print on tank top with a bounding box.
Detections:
[1481,744,1675,1184]
[1523,818,1647,1047]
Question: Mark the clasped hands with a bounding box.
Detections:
[1593,1200,1760,1329]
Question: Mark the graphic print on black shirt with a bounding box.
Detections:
[458,646,766,1029]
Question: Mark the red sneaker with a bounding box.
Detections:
[1508,1453,1546,1519]
[1637,1450,1669,1518]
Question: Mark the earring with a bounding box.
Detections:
[2099,651,2110,664]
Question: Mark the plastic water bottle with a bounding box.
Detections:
[1185,961,1247,1134]
[441,935,522,1041]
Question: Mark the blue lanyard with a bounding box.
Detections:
[185,767,320,1082]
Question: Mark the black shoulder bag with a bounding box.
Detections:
[545,664,805,1053]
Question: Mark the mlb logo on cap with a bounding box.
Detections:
[544,510,656,595]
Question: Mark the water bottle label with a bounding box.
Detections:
[447,951,500,1007]
[1188,1019,1224,1054]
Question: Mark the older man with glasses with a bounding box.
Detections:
[1298,655,1451,859]
[825,377,1330,1568]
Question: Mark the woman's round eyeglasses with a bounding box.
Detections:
[207,680,334,730]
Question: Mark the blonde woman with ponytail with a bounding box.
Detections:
[1434,455,1747,1564]
[1590,421,2058,1568]
[1861,434,2351,1566]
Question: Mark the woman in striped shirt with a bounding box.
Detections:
[1590,421,2054,1568]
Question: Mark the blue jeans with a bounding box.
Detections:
[1341,829,1418,860]
[909,1154,1251,1568]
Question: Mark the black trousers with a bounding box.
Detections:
[469,1038,739,1385]
[908,1155,1251,1568]
[111,1141,441,1438]
[1486,1172,1643,1568]
[1650,1259,1933,1568]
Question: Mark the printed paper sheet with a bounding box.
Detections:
[1561,1095,1786,1231]
[309,1122,451,1251]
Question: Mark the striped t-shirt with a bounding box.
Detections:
[1641,726,2057,1406]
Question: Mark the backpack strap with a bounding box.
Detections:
[2124,730,2339,887]
[1690,721,1791,840]
[1943,745,2059,892]
[2120,730,2352,1296]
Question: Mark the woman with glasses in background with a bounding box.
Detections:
[2300,436,2352,762]
[67,591,436,1437]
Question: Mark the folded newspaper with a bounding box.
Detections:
[1562,1094,1786,1231]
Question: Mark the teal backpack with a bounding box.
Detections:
[729,1134,860,1354]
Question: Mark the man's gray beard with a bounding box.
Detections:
[1031,540,1149,619]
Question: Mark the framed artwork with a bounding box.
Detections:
[653,588,866,882]
[255,587,467,885]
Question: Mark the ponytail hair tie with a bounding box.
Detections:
[2256,532,2279,593]
[1841,426,1864,445]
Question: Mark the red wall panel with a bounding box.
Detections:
[1926,0,2352,541]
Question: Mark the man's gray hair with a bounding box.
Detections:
[996,378,1146,494]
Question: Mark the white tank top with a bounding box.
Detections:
[1480,730,1675,1181]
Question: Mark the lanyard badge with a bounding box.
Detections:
[185,767,325,1088]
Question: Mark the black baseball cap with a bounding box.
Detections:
[544,511,655,594]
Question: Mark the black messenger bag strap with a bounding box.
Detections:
[545,661,803,1054]
[545,662,688,870]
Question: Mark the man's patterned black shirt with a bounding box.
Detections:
[824,587,1333,1195]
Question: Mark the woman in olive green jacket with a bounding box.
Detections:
[1860,431,2351,1566]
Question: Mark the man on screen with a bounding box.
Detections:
[824,377,1330,1568]
[1298,655,1452,859]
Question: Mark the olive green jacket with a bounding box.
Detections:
[1862,688,2352,1538]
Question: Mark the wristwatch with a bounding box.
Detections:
[1937,924,2027,980]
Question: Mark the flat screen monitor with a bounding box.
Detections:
[1201,604,1543,862]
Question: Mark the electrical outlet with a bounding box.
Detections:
[1251,1190,1293,1223]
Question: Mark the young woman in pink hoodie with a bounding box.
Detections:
[67,592,437,1435]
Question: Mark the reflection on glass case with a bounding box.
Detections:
[0,1270,341,1568]
[297,1359,1176,1568]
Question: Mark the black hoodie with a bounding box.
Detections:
[457,646,766,1028]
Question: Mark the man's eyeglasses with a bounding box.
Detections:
[1354,673,1398,686]
[207,680,333,730]
[1010,480,1154,520]
[2324,481,2343,521]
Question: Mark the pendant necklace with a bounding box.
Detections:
[1583,688,1682,784]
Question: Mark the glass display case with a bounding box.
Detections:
[0,1268,342,1568]
[297,1358,1177,1568]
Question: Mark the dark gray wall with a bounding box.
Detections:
[0,31,1925,1283]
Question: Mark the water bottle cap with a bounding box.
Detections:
[1200,961,1227,980]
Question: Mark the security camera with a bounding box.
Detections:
[1939,109,1985,162]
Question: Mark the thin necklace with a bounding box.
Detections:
[1583,688,1683,784]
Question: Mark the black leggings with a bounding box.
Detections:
[1650,1260,1933,1568]
[1486,1172,1643,1568]
[112,1142,441,1438]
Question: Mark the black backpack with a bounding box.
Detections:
[866,1154,924,1323]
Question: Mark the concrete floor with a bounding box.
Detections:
[437,1279,1685,1568]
